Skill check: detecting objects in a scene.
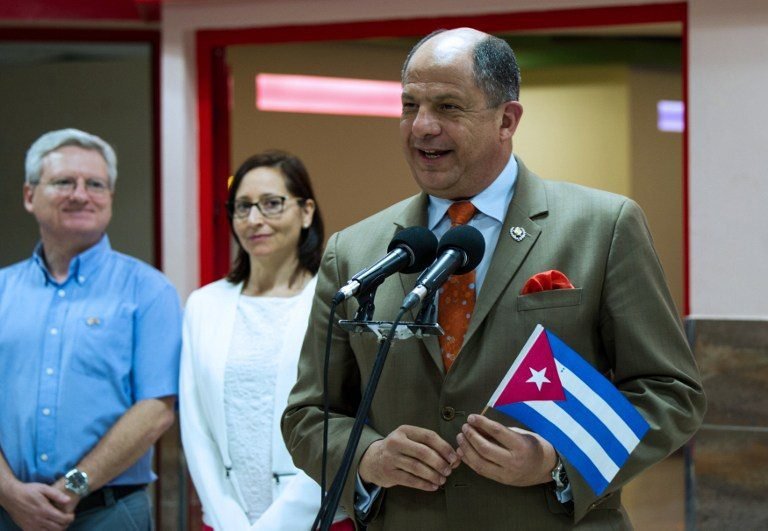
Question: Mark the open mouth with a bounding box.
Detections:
[419,149,450,160]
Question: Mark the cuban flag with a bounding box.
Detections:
[486,324,649,495]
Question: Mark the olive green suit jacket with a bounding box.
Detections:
[283,159,705,530]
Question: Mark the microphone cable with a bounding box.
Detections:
[314,305,409,530]
[320,298,339,508]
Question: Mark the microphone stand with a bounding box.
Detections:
[314,290,441,529]
[314,292,408,530]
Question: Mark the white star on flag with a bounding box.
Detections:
[526,367,551,391]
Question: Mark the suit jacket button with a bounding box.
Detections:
[441,406,456,421]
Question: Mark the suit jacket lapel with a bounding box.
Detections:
[462,159,549,349]
[390,193,445,371]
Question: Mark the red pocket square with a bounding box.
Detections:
[521,270,575,295]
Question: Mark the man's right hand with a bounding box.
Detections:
[358,425,459,491]
[0,481,74,530]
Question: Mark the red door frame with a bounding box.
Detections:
[196,2,690,314]
[0,27,163,269]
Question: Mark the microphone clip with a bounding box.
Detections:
[350,286,378,323]
[337,319,443,342]
[414,291,438,326]
[340,285,443,342]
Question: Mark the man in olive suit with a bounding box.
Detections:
[283,28,705,529]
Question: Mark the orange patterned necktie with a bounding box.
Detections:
[438,201,477,371]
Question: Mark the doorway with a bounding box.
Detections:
[191,5,688,530]
[0,29,160,269]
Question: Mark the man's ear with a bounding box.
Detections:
[499,101,523,142]
[23,183,35,214]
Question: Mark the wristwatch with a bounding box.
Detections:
[551,455,569,490]
[64,468,90,497]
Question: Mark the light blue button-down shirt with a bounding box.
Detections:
[0,235,182,485]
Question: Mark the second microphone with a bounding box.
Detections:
[401,225,485,311]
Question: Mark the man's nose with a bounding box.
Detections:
[412,107,441,138]
[70,179,90,200]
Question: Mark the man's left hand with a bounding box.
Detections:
[456,414,557,486]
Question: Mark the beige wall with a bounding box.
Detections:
[628,67,683,312]
[228,41,416,238]
[228,48,640,234]
[519,63,685,313]
[229,50,637,234]
[516,65,631,197]
[228,53,684,311]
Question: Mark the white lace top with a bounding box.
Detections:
[223,292,304,524]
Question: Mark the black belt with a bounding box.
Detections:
[76,484,147,514]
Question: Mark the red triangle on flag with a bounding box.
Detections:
[495,330,566,404]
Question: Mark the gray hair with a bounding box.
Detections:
[402,30,521,107]
[25,128,117,187]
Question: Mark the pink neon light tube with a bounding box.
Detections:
[256,73,402,118]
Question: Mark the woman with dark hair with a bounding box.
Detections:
[179,151,349,529]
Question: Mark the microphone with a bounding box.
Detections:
[401,225,485,311]
[332,226,438,304]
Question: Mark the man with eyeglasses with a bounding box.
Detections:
[0,129,182,530]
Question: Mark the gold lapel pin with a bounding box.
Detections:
[509,226,527,242]
[86,317,101,326]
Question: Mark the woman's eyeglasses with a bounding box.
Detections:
[227,195,304,219]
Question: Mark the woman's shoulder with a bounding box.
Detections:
[291,275,318,307]
[303,275,318,293]
[187,278,242,308]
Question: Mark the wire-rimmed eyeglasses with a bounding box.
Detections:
[40,177,111,196]
[227,195,305,219]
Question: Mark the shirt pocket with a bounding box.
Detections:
[70,305,134,380]
[516,288,582,311]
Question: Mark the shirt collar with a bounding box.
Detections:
[32,234,111,286]
[427,155,519,229]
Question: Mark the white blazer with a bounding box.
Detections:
[180,277,337,530]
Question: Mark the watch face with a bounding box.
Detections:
[555,465,569,488]
[551,460,568,489]
[65,469,89,496]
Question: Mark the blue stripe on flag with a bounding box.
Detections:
[546,330,649,439]
[559,389,629,468]
[494,402,610,495]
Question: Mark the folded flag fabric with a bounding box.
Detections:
[485,324,650,495]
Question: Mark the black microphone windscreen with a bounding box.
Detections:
[388,226,438,274]
[437,225,485,275]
